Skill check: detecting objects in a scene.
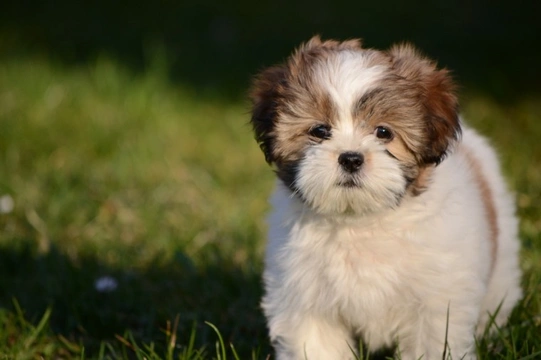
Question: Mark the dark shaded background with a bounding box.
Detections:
[1,0,540,100]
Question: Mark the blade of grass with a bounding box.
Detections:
[517,350,541,360]
[205,321,227,360]
[230,342,241,360]
[23,307,51,348]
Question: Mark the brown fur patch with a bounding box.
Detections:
[461,147,499,272]
[273,91,338,163]
[354,79,428,158]
[409,166,435,196]
[351,77,441,196]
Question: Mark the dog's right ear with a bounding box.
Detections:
[389,44,461,165]
[250,65,288,164]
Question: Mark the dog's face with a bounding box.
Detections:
[250,37,461,215]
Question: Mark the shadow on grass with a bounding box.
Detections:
[1,240,539,359]
[0,243,269,358]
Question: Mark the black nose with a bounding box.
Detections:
[338,152,364,173]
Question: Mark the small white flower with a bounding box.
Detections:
[94,276,118,293]
[0,195,14,214]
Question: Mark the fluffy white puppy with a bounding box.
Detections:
[249,36,522,360]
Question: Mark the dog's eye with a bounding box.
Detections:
[375,126,393,141]
[309,124,332,140]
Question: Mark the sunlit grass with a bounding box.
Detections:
[0,55,539,359]
[0,55,270,265]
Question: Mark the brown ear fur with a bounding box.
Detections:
[389,44,461,165]
[250,65,288,163]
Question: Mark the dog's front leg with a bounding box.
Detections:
[269,314,356,360]
[394,305,478,360]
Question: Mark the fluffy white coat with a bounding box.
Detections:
[252,37,522,360]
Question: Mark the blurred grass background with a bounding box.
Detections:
[0,1,540,359]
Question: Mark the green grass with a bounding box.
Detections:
[0,54,540,359]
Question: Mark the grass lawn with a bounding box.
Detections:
[0,54,540,359]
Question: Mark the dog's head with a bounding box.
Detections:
[250,36,460,215]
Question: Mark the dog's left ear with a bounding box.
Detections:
[389,44,461,165]
[249,65,288,164]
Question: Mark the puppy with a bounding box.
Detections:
[249,36,522,360]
